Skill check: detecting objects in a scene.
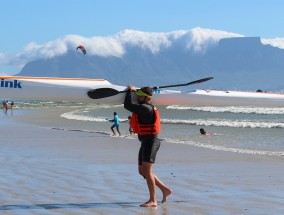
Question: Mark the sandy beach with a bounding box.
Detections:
[0,108,283,215]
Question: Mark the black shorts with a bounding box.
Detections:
[138,135,160,165]
[111,124,119,129]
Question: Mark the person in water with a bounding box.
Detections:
[110,112,121,136]
[124,86,172,207]
[200,128,212,135]
[4,100,8,113]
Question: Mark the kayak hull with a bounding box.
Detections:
[0,76,284,106]
[152,91,284,106]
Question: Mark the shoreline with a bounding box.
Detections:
[0,107,283,214]
[13,106,284,158]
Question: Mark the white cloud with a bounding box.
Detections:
[12,27,243,66]
[85,36,124,57]
[114,28,243,54]
[184,27,243,53]
[15,39,69,62]
[116,29,172,53]
[261,38,284,49]
[4,27,284,74]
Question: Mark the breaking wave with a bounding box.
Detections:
[61,110,128,122]
[165,138,284,157]
[166,105,284,115]
[61,110,284,128]
[161,118,284,128]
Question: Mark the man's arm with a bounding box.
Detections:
[124,89,151,115]
[124,89,141,113]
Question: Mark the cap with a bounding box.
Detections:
[136,87,152,98]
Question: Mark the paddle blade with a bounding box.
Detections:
[187,77,214,85]
[87,88,120,99]
[153,77,214,89]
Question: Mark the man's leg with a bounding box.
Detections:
[139,165,172,204]
[140,162,157,207]
[152,173,172,203]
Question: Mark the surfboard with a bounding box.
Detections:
[0,76,284,106]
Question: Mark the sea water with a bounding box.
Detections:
[60,103,284,157]
[4,101,284,157]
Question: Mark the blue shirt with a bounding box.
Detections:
[114,115,120,126]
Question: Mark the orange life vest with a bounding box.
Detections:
[130,106,161,135]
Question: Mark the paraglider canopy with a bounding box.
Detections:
[76,45,86,55]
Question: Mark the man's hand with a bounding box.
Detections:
[127,85,137,92]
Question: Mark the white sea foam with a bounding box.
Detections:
[61,110,108,122]
[61,110,284,128]
[58,108,284,156]
[161,118,284,128]
[61,110,128,122]
[166,138,284,157]
[94,104,124,109]
[166,105,284,115]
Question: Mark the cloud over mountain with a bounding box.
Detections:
[1,27,284,91]
[2,28,244,69]
[2,28,284,73]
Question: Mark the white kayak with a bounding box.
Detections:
[153,89,284,106]
[0,76,284,106]
[0,76,123,103]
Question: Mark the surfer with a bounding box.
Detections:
[200,128,212,136]
[124,85,172,207]
[110,112,121,136]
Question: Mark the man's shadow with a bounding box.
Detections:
[0,202,139,210]
[0,201,187,210]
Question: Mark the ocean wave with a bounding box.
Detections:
[165,138,284,157]
[94,104,124,109]
[61,110,284,128]
[61,110,128,122]
[10,101,94,109]
[61,110,109,122]
[166,105,284,115]
[161,118,284,128]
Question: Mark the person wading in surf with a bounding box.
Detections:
[200,128,212,136]
[124,86,172,207]
[110,112,121,136]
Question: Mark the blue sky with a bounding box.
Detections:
[1,0,284,75]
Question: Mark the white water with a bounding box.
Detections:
[59,105,284,157]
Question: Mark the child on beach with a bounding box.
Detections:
[110,112,121,136]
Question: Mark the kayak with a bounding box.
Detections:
[0,76,123,103]
[0,76,284,106]
[152,89,284,106]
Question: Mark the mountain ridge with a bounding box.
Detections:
[18,36,284,92]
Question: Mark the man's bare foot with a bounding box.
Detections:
[161,188,172,203]
[140,200,157,207]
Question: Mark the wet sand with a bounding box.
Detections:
[0,108,283,214]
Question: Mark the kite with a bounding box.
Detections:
[76,45,86,55]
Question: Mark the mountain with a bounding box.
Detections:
[17,36,284,92]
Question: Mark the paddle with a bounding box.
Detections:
[87,77,213,99]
